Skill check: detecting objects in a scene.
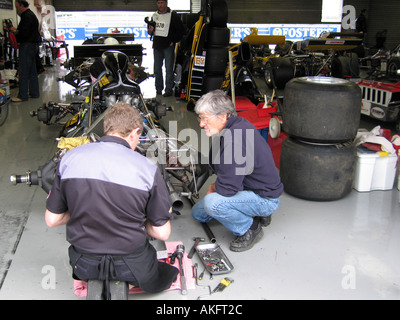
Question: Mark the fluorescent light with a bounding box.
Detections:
[321,0,343,23]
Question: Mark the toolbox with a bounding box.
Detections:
[196,243,234,275]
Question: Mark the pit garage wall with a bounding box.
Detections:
[53,0,323,23]
[343,0,399,51]
[51,0,400,50]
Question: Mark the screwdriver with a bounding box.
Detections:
[198,267,206,280]
[211,277,234,293]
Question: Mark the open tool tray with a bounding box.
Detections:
[195,243,234,275]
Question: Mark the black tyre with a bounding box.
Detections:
[264,57,294,89]
[208,0,228,27]
[202,74,224,94]
[282,76,361,143]
[331,53,359,78]
[280,137,356,201]
[387,57,400,76]
[206,27,231,46]
[204,45,228,75]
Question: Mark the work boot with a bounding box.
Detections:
[259,215,272,227]
[229,222,264,252]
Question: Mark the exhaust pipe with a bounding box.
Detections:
[166,180,184,212]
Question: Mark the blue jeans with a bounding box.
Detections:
[153,46,175,93]
[192,191,280,236]
[18,42,39,100]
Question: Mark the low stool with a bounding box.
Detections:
[87,279,129,300]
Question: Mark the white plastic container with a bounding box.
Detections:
[353,148,398,192]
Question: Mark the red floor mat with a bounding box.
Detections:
[73,241,195,297]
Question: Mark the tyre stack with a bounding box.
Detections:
[279,76,362,201]
[202,0,230,94]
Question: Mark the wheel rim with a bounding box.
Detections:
[300,76,348,85]
[387,62,400,76]
[264,67,273,87]
[269,117,281,138]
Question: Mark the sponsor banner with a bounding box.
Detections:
[228,23,341,42]
[56,12,341,42]
[56,11,153,41]
[57,26,151,41]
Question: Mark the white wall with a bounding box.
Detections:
[1,0,55,37]
[0,1,17,27]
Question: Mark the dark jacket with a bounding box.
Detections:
[210,116,284,199]
[356,14,367,33]
[16,9,41,43]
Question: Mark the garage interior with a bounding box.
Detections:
[0,0,399,300]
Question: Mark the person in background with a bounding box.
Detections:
[192,90,284,252]
[10,0,41,102]
[148,0,185,97]
[45,102,179,299]
[356,9,368,44]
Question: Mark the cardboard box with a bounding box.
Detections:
[353,147,398,192]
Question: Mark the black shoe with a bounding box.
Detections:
[230,223,264,252]
[163,91,172,97]
[156,90,162,95]
[259,215,272,227]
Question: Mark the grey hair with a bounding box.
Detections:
[194,90,237,118]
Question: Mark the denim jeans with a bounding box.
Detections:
[18,42,39,100]
[192,191,280,236]
[153,45,175,93]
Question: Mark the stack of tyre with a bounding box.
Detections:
[279,77,362,201]
[202,0,230,94]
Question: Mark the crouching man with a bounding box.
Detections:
[45,102,178,299]
[192,90,283,252]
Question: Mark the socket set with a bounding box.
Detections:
[195,243,234,275]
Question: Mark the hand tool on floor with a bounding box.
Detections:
[198,266,206,280]
[211,277,234,294]
[175,244,187,295]
[187,237,205,259]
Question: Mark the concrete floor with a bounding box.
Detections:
[0,62,399,300]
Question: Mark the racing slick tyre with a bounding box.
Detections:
[206,27,231,47]
[202,74,224,94]
[331,54,359,78]
[208,0,228,27]
[204,45,229,75]
[387,57,400,77]
[282,76,361,143]
[264,57,294,90]
[279,137,357,201]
